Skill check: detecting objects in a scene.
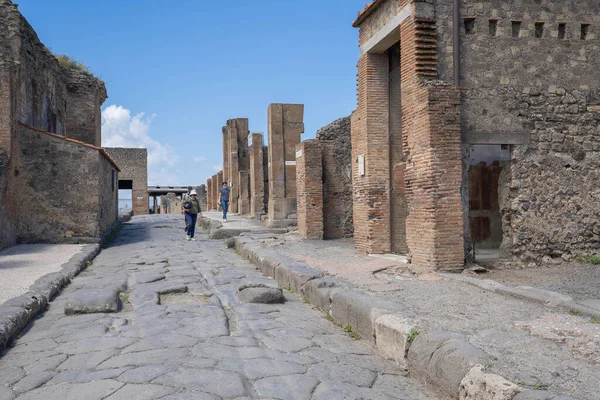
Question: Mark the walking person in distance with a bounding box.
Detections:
[182,186,192,231]
[219,182,230,222]
[183,189,203,241]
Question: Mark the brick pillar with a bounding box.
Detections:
[320,141,345,239]
[222,126,229,192]
[212,173,219,210]
[400,14,464,269]
[267,103,304,227]
[227,120,239,214]
[250,132,265,218]
[198,184,207,212]
[237,119,250,215]
[352,52,391,253]
[206,177,213,211]
[216,171,224,210]
[296,140,323,239]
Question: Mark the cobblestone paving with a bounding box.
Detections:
[0,215,438,400]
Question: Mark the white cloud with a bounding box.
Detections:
[101,105,179,185]
[212,164,221,171]
[194,156,206,163]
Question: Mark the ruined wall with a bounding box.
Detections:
[250,133,266,218]
[65,70,107,146]
[434,0,600,261]
[316,116,353,238]
[97,152,119,235]
[104,147,149,215]
[0,148,14,249]
[15,125,118,242]
[296,140,323,239]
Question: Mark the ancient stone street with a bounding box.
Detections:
[0,215,438,400]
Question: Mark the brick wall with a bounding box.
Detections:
[249,132,266,218]
[216,171,224,209]
[296,140,323,239]
[206,177,213,211]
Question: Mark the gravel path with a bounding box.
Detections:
[0,215,437,400]
[0,244,86,304]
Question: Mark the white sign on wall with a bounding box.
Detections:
[296,150,303,159]
[358,154,365,176]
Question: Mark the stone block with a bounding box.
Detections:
[238,276,281,291]
[513,391,576,400]
[274,261,323,294]
[65,287,121,315]
[330,289,405,342]
[407,331,490,399]
[237,288,284,304]
[302,277,356,314]
[459,365,522,400]
[374,314,416,369]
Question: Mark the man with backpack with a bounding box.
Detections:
[182,186,192,231]
[219,182,230,222]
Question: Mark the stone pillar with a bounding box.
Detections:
[198,184,207,212]
[216,170,224,209]
[64,70,107,147]
[320,141,346,239]
[250,132,265,218]
[225,118,250,215]
[267,104,304,227]
[212,173,219,210]
[238,170,250,214]
[206,177,213,211]
[296,140,323,239]
[153,195,158,214]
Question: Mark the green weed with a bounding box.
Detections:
[85,260,92,267]
[569,310,582,316]
[343,324,360,340]
[407,328,420,344]
[590,318,600,324]
[323,314,335,323]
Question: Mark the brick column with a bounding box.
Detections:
[296,140,323,239]
[267,103,304,227]
[212,173,219,210]
[222,126,229,191]
[250,132,265,218]
[227,120,239,213]
[352,52,391,253]
[216,171,224,210]
[320,141,345,239]
[206,177,213,211]
[400,15,464,269]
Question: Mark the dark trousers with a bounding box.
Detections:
[185,212,198,238]
[221,200,229,219]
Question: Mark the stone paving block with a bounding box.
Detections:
[154,369,250,398]
[513,391,577,400]
[57,349,119,371]
[408,331,490,399]
[0,386,15,400]
[48,368,129,384]
[459,365,523,400]
[238,287,284,304]
[56,336,136,355]
[307,362,377,387]
[274,262,324,294]
[302,277,355,314]
[117,364,179,384]
[239,276,281,291]
[64,287,121,315]
[12,371,56,393]
[254,374,319,400]
[219,357,307,380]
[105,383,176,399]
[128,272,165,286]
[260,335,313,353]
[97,348,190,369]
[23,353,67,374]
[312,382,393,400]
[13,379,124,400]
[0,366,25,386]
[160,393,221,400]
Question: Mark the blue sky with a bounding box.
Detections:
[18,0,366,185]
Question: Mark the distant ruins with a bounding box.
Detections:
[0,0,149,250]
[105,148,148,216]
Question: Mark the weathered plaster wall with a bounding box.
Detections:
[65,70,107,146]
[316,116,354,238]
[434,0,600,261]
[0,148,14,249]
[104,147,149,215]
[97,152,119,235]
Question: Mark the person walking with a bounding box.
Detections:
[219,182,230,222]
[183,189,203,241]
[182,186,192,231]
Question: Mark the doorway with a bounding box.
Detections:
[118,179,133,212]
[468,145,510,261]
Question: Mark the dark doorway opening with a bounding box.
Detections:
[468,145,510,261]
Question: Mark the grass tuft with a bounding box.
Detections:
[343,324,360,340]
[407,328,420,343]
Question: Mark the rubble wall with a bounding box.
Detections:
[434,0,600,261]
[316,116,354,238]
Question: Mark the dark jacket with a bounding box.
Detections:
[184,197,201,214]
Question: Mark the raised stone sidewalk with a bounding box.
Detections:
[198,214,596,399]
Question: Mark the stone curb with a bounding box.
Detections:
[441,273,600,319]
[0,243,100,351]
[232,236,577,400]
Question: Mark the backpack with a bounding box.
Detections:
[183,201,192,210]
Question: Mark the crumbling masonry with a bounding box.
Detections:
[351,0,600,267]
